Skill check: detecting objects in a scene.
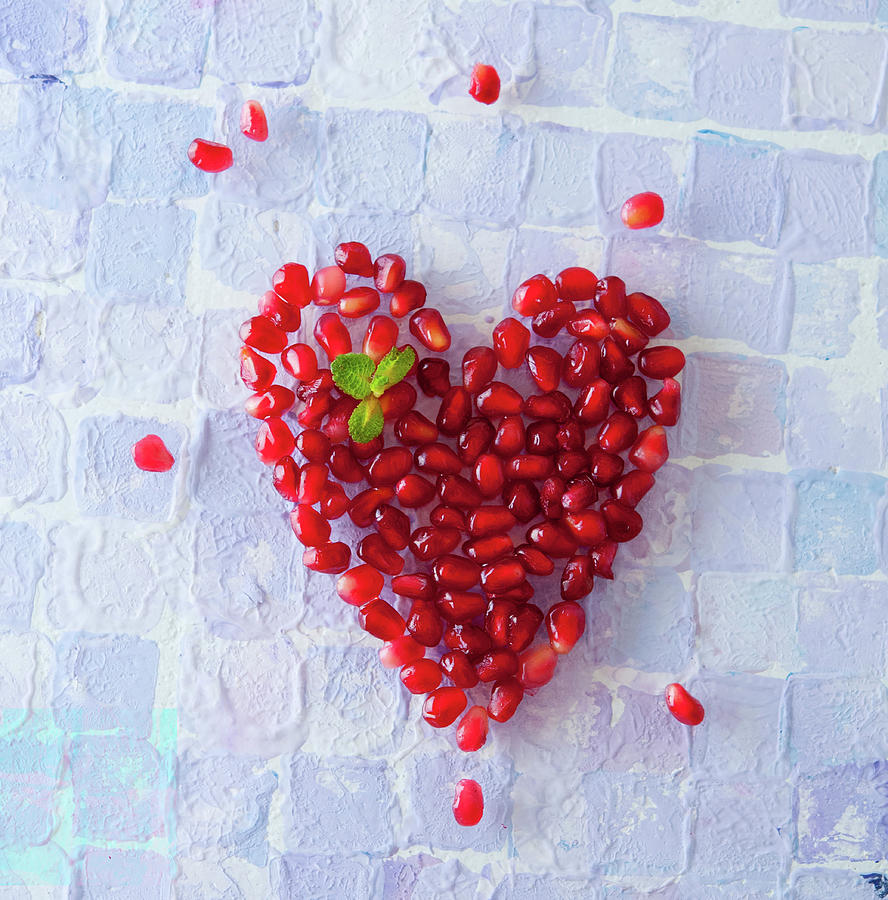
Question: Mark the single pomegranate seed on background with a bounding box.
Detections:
[441,651,480,688]
[665,683,705,726]
[503,482,540,523]
[480,558,526,594]
[375,504,412,551]
[463,533,513,564]
[488,677,524,722]
[329,445,366,483]
[349,487,395,527]
[555,266,597,302]
[379,636,424,669]
[437,590,486,623]
[133,435,174,472]
[518,644,558,690]
[393,573,436,601]
[515,544,554,576]
[602,500,644,543]
[523,391,571,423]
[410,308,451,351]
[594,276,627,319]
[433,555,481,590]
[187,138,233,172]
[295,429,330,462]
[456,706,489,752]
[407,599,445,646]
[409,525,462,561]
[255,418,294,464]
[272,456,300,501]
[239,347,276,391]
[560,553,595,601]
[395,473,437,507]
[546,601,586,654]
[629,426,669,473]
[561,475,598,512]
[390,280,427,317]
[362,315,399,362]
[638,346,686,378]
[532,301,576,338]
[469,62,500,104]
[476,382,524,417]
[492,416,525,457]
[368,447,414,486]
[281,343,318,382]
[321,483,349,519]
[561,340,600,389]
[567,309,609,343]
[493,318,531,369]
[526,346,562,392]
[462,346,498,393]
[400,658,441,693]
[272,263,311,307]
[597,411,639,454]
[290,504,331,547]
[512,274,557,317]
[373,254,407,293]
[506,454,553,481]
[240,99,268,141]
[590,541,618,579]
[612,470,656,507]
[486,599,516,648]
[473,454,505,498]
[297,393,333,429]
[621,191,665,230]
[296,462,328,505]
[303,542,351,573]
[609,317,649,356]
[506,604,544,653]
[358,534,405,575]
[337,565,384,606]
[627,292,671,336]
[359,597,406,640]
[334,241,374,276]
[458,419,495,466]
[339,286,380,318]
[244,385,296,419]
[311,265,347,305]
[423,687,467,728]
[417,358,451,397]
[314,313,352,360]
[240,316,287,353]
[258,289,300,332]
[649,377,681,426]
[437,387,472,436]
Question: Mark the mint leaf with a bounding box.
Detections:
[331,353,375,400]
[370,346,416,397]
[348,395,384,442]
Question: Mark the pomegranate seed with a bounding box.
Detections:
[380,635,424,669]
[359,597,405,640]
[612,376,648,418]
[350,434,384,461]
[290,504,331,547]
[375,504,411,551]
[438,473,482,509]
[462,346,498,393]
[523,391,571,422]
[444,623,492,658]
[390,280,426,318]
[339,286,380,318]
[568,309,609,343]
[560,553,595,601]
[358,534,405,576]
[467,506,517,538]
[574,378,611,424]
[472,454,505,499]
[310,265,346,305]
[297,393,333,429]
[437,387,472,436]
[362,315,398,363]
[561,340,599,390]
[621,191,664,229]
[638,346,685,378]
[240,100,268,141]
[649,378,681,426]
[395,411,438,446]
[554,266,597,302]
[506,454,554,481]
[491,416,524,457]
[407,599,444,646]
[334,241,374,277]
[609,317,649,356]
[563,509,607,546]
[240,316,287,353]
[258,290,300,332]
[488,677,524,722]
[527,522,577,558]
[132,434,174,472]
[476,382,524,417]
[373,254,406,293]
[296,369,334,400]
[314,313,352,360]
[594,276,627,319]
[329,445,366,483]
[503,482,540,523]
[280,344,316,382]
[665,683,705,726]
[368,447,414,486]
[417,358,451,398]
[526,421,559,455]
[349,487,395,527]
[272,456,300,501]
[629,426,669,473]
[296,462,328,504]
[515,544,554,576]
[627,292,671,336]
[488,581,534,604]
[507,604,544,653]
[532,301,576,339]
[294,430,329,463]
[590,540,618,579]
[239,347,276,391]
[441,651,479,688]
[556,421,585,451]
[337,565,384,606]
[321,483,349,519]
[493,318,531,369]
[598,411,639,454]
[612,470,655,507]
[255,418,294,464]
[272,263,311,308]
[434,555,481,590]
[463,534,513,564]
[410,525,461,561]
[410,309,451,352]
[422,686,468,728]
[244,385,296,419]
[380,381,417,421]
[431,505,467,530]
[602,500,643,542]
[456,706,489,752]
[600,337,635,384]
[556,450,589,479]
[395,474,437,507]
[480,558,525,594]
[476,648,519,683]
[393,573,436,601]
[562,475,598,512]
[303,542,350,573]
[415,442,463,476]
[187,138,233,173]
[526,346,562,392]
[546,600,586,654]
[469,62,500,104]
[518,644,557,690]
[485,599,515,648]
[512,274,557,317]
[588,448,624,486]
[437,590,486,623]
[458,419,495,466]
[400,658,441,693]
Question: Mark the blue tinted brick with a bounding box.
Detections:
[74,415,184,521]
[107,0,210,88]
[873,151,888,257]
[86,202,194,304]
[792,471,885,575]
[782,0,878,20]
[0,520,43,631]
[320,109,427,214]
[53,632,158,738]
[605,686,689,774]
[412,861,490,899]
[32,292,99,396]
[0,728,62,847]
[608,15,712,121]
[697,25,786,130]
[787,263,859,358]
[493,874,601,899]
[0,198,90,280]
[0,0,95,75]
[682,133,782,246]
[791,868,881,899]
[72,848,172,898]
[274,854,375,900]
[691,468,792,572]
[0,287,41,388]
[425,115,530,223]
[778,151,869,260]
[525,5,608,106]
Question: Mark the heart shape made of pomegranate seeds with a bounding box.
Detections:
[238,242,683,748]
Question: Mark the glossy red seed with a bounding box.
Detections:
[609,317,649,356]
[400,658,441,693]
[417,358,451,398]
[373,253,406,293]
[375,504,411,551]
[350,434,384,461]
[395,473,437,507]
[602,500,643,542]
[476,648,519,683]
[438,473,482,509]
[410,308,451,352]
[407,599,444,646]
[437,387,472,436]
[561,340,600,390]
[462,346,498,393]
[410,525,461,561]
[296,462,328,505]
[334,241,374,277]
[422,687,467,728]
[458,419,495,466]
[441,651,479,688]
[290,504,331,547]
[255,418,295,464]
[556,450,589,480]
[239,347,276,391]
[627,292,671,336]
[444,623,492,658]
[473,454,505,499]
[555,266,597,302]
[532,301,576,338]
[456,706,489,752]
[665,682,705,726]
[303,542,350,573]
[598,411,639,455]
[594,276,627,319]
[279,343,316,382]
[525,346,562,392]
[311,265,347,305]
[506,603,543,653]
[240,316,287,353]
[556,421,585,451]
[547,600,586,654]
[367,447,414,486]
[329,445,366,483]
[492,416,525,457]
[379,381,417,421]
[629,426,669,473]
[434,555,481,590]
[567,309,609,343]
[563,510,607,546]
[612,470,655,508]
[488,677,524,722]
[488,581,534,604]
[505,454,552,481]
[523,391,571,423]
[294,429,330,462]
[638,346,685,378]
[476,382,524,417]
[467,506,517,538]
[359,597,406,640]
[469,62,500,104]
[621,191,664,229]
[393,573,436,601]
[361,315,397,363]
[560,553,595,601]
[503,482,540,523]
[612,376,648,418]
[588,448,624,486]
[132,434,174,472]
[649,377,681,426]
[296,393,333,429]
[390,279,426,318]
[525,421,559,455]
[272,456,300,501]
[515,544,554,576]
[518,644,558,690]
[393,411,437,446]
[437,590,486,624]
[589,540,618,579]
[480,558,525,594]
[574,378,611,424]
[493,318,531,369]
[600,337,635,384]
[526,522,578,558]
[562,475,598,512]
[337,565,384,606]
[258,290,300,332]
[240,99,268,141]
[187,138,233,172]
[296,369,334,400]
[485,599,515,649]
[321,483,349,519]
[349,487,395,527]
[512,274,557,317]
[272,263,311,307]
[339,286,380,318]
[379,635,425,669]
[431,505,467,530]
[244,385,296,419]
[313,313,352,360]
[415,442,463,476]
[463,533,513,564]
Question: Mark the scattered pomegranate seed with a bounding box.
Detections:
[272,456,300,501]
[358,534,405,576]
[367,447,414,487]
[290,504,331,547]
[272,263,311,308]
[329,445,366,483]
[239,347,276,391]
[379,635,425,669]
[339,286,380,318]
[296,462,328,505]
[462,346,498,393]
[594,276,627,319]
[590,541,618,579]
[627,292,670,336]
[351,434,384,460]
[437,590,486,623]
[469,63,500,104]
[518,644,557,690]
[574,378,611,424]
[458,419,495,466]
[456,706,489,752]
[546,601,586,654]
[407,599,444,646]
[390,280,426,318]
[526,421,559,455]
[441,650,479,688]
[375,504,412,551]
[393,573,436,601]
[601,500,643,543]
[314,313,352,360]
[597,411,639,455]
[438,473,482,509]
[240,100,268,141]
[431,505,467,530]
[437,387,472,436]
[533,301,576,339]
[467,506,517,538]
[526,346,562,392]
[463,533,513,564]
[416,442,463,476]
[444,622,492,658]
[476,382,524,417]
[628,426,669,473]
[380,380,417,421]
[417,358,451,398]
[240,316,287,353]
[588,448,624,486]
[555,266,597,302]
[512,274,557,317]
[476,648,520,683]
[621,192,664,230]
[349,487,395,527]
[563,510,607,546]
[280,343,318,382]
[515,544,554,576]
[132,435,174,472]
[244,385,296,419]
[568,309,609,343]
[295,427,329,461]
[488,677,524,722]
[560,553,595,601]
[665,682,705,726]
[359,598,406,641]
[321,483,349,519]
[493,318,531,369]
[395,473,437,507]
[410,309,451,352]
[472,454,506,499]
[400,658,441,693]
[638,346,685,378]
[523,391,572,423]
[423,686,467,728]
[649,378,681,426]
[599,336,635,384]
[187,138,233,173]
[527,522,577,558]
[611,470,655,508]
[334,241,374,277]
[395,411,438,446]
[503,482,540,523]
[433,555,481,590]
[259,290,301,332]
[373,254,406,293]
[410,525,462,561]
[303,542,350,573]
[362,315,398,363]
[255,418,294,464]
[609,317,649,356]
[337,565,384,606]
